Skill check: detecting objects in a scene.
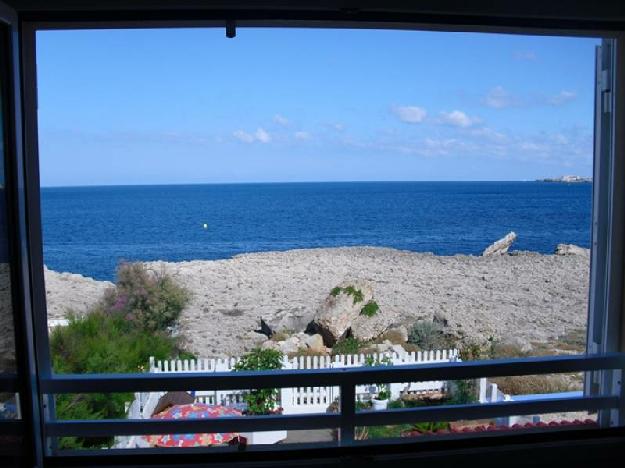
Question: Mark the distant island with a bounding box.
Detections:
[538,175,592,183]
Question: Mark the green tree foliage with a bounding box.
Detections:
[50,262,190,449]
[364,355,392,400]
[233,348,283,415]
[448,379,478,405]
[408,320,448,350]
[331,336,363,355]
[101,263,190,332]
[51,312,177,374]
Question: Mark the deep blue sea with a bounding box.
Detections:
[41,182,592,281]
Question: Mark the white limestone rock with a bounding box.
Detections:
[483,232,517,256]
[304,334,326,353]
[308,280,374,347]
[555,244,590,257]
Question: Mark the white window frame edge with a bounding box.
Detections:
[588,36,625,427]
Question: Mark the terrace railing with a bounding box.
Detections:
[41,352,625,454]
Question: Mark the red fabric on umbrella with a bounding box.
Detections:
[143,403,242,447]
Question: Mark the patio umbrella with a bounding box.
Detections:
[143,403,242,447]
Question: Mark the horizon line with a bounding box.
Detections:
[39,179,591,189]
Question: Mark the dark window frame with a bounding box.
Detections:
[1,3,624,467]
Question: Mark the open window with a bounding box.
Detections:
[1,5,625,467]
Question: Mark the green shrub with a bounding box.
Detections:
[412,421,451,433]
[50,311,179,449]
[387,399,405,409]
[50,264,190,449]
[460,341,485,361]
[364,424,413,439]
[364,354,392,399]
[51,312,176,374]
[360,301,379,317]
[331,336,363,355]
[53,393,132,450]
[233,348,283,415]
[360,421,450,440]
[355,400,372,411]
[364,354,392,367]
[448,379,478,405]
[102,262,190,332]
[408,320,448,350]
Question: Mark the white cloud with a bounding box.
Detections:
[254,128,271,143]
[519,141,545,152]
[232,130,255,143]
[423,138,458,155]
[392,105,427,123]
[273,114,289,126]
[233,128,271,144]
[339,123,591,167]
[484,86,514,109]
[470,127,508,143]
[439,110,479,128]
[294,131,311,141]
[484,87,577,109]
[548,90,577,106]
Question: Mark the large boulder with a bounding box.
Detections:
[307,281,374,347]
[379,325,409,344]
[245,330,269,347]
[304,334,326,353]
[350,308,401,342]
[259,306,315,337]
[482,231,517,256]
[261,336,301,354]
[555,244,590,257]
[261,332,329,355]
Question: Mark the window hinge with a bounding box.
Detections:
[601,69,613,114]
[601,69,611,92]
[603,90,612,114]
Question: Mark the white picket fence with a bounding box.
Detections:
[126,349,460,419]
[121,351,575,450]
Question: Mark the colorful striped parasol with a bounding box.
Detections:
[143,403,242,447]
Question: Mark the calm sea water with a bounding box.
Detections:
[41,182,592,281]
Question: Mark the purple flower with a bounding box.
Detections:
[112,293,128,311]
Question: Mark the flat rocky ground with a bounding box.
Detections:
[44,266,114,320]
[135,247,590,358]
[41,247,589,358]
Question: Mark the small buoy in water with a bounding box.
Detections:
[203,223,208,229]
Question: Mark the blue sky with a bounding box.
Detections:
[36,28,599,186]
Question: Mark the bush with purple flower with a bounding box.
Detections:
[102,262,190,332]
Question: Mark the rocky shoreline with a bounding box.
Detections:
[42,246,590,358]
